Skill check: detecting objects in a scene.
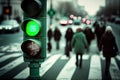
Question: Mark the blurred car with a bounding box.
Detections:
[68,20,73,25]
[85,19,92,25]
[0,19,20,34]
[59,20,68,26]
[82,18,87,23]
[73,19,81,25]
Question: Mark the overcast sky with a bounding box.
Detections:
[77,0,105,15]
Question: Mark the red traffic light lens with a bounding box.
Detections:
[21,39,41,57]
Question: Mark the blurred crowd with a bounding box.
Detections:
[47,19,118,77]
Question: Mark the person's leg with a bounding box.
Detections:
[79,53,83,68]
[105,57,111,75]
[56,41,59,50]
[76,53,79,66]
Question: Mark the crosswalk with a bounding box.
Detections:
[0,53,120,80]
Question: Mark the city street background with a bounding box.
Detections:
[0,0,120,80]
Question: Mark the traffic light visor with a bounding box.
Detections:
[22,19,41,37]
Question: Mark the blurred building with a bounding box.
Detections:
[105,0,120,16]
[0,0,22,20]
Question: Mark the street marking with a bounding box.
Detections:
[60,54,89,60]
[57,55,76,80]
[14,54,62,79]
[0,57,23,76]
[83,54,90,60]
[0,53,5,56]
[110,58,120,80]
[1,46,9,51]
[40,54,62,76]
[116,55,120,61]
[0,43,21,52]
[100,54,105,60]
[60,55,70,60]
[47,53,51,57]
[14,68,29,79]
[88,55,102,80]
[0,53,22,63]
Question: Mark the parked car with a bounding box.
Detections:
[0,19,20,34]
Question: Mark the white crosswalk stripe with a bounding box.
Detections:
[0,43,21,52]
[88,55,102,80]
[116,55,120,61]
[0,53,22,63]
[14,54,62,79]
[57,55,76,80]
[14,68,29,79]
[0,53,120,80]
[110,58,120,80]
[0,56,23,76]
[60,54,90,60]
[0,53,5,56]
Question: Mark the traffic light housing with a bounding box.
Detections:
[21,0,46,62]
[3,6,12,15]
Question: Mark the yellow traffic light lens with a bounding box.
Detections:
[26,20,41,36]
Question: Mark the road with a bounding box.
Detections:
[0,22,120,80]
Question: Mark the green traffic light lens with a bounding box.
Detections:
[26,20,41,36]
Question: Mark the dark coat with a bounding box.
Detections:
[47,28,53,41]
[65,28,74,42]
[99,31,118,57]
[72,32,88,54]
[53,28,61,41]
[84,27,94,46]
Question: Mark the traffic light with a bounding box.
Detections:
[3,6,12,15]
[21,0,46,62]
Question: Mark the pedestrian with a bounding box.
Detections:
[47,41,52,53]
[99,26,118,76]
[94,23,105,48]
[72,28,88,68]
[53,27,62,50]
[47,27,53,42]
[84,27,94,50]
[47,26,53,53]
[65,27,74,57]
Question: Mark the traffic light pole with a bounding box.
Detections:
[21,0,47,79]
[50,0,53,25]
[50,17,53,25]
[28,62,41,79]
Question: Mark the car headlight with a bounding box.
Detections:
[5,26,12,30]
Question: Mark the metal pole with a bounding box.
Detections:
[28,62,41,80]
[50,0,53,25]
[8,0,10,19]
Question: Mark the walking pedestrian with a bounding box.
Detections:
[47,27,53,42]
[65,27,74,57]
[53,27,62,50]
[47,26,53,53]
[72,28,88,68]
[99,26,118,76]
